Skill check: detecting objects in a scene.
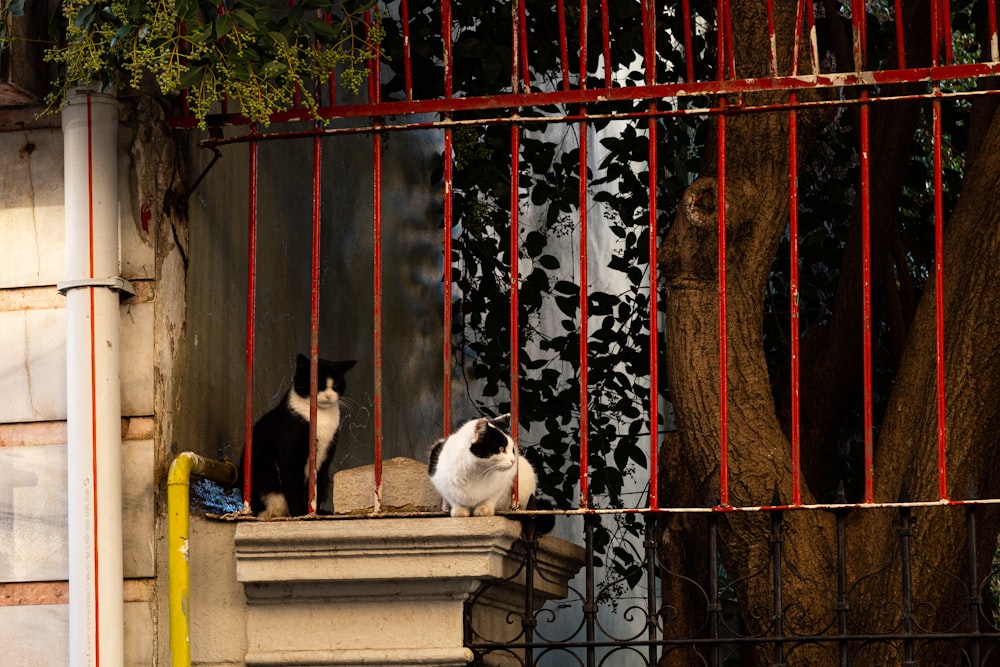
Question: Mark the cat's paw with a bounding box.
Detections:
[450,506,472,517]
[258,493,290,520]
[472,503,496,517]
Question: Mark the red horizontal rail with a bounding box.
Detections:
[171,62,1000,130]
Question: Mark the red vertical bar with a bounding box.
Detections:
[401,0,413,100]
[716,0,727,79]
[681,0,694,82]
[516,0,531,92]
[852,0,866,69]
[894,0,906,68]
[717,105,729,507]
[510,125,521,508]
[242,131,259,510]
[766,0,778,78]
[647,115,659,510]
[682,0,695,82]
[933,99,948,499]
[724,0,735,77]
[442,0,453,97]
[578,119,590,509]
[443,130,454,438]
[641,0,655,84]
[806,0,818,75]
[600,0,612,86]
[440,0,454,441]
[372,129,383,514]
[371,18,384,513]
[860,93,874,504]
[579,0,588,87]
[988,0,999,62]
[307,133,322,515]
[931,0,941,66]
[942,0,953,64]
[642,0,659,510]
[577,0,589,509]
[788,95,802,507]
[792,0,804,76]
[557,0,571,90]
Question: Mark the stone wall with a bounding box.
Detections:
[0,95,187,665]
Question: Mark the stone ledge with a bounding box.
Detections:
[245,647,474,666]
[234,516,584,667]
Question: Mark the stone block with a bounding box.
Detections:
[0,308,66,423]
[234,516,585,667]
[333,456,442,514]
[0,604,69,665]
[0,130,65,289]
[0,301,154,424]
[0,443,68,582]
[0,439,155,582]
[189,517,247,666]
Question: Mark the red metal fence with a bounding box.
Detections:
[175,0,1000,510]
[173,0,1000,662]
[174,0,1000,517]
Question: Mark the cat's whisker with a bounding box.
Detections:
[338,396,360,413]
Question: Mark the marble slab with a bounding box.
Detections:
[0,440,155,583]
[0,301,154,423]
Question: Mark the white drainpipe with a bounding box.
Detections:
[59,87,126,667]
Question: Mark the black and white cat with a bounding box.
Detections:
[428,414,537,517]
[240,353,356,519]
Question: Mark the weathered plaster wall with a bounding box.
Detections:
[176,121,457,492]
[0,94,186,665]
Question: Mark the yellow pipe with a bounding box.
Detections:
[167,452,238,667]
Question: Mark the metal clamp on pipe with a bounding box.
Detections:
[168,452,238,667]
[56,276,137,296]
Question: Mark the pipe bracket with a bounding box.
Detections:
[57,276,137,296]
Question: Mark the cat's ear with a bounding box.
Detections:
[296,353,309,368]
[473,418,491,442]
[335,360,357,373]
[490,413,512,432]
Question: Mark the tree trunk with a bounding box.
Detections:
[656,0,1000,664]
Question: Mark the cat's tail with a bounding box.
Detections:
[522,495,556,536]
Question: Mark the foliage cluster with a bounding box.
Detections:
[0,0,383,126]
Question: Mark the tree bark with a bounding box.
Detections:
[656,0,1000,664]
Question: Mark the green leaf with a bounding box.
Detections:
[188,23,213,44]
[175,0,197,21]
[306,17,338,40]
[110,24,135,48]
[267,30,288,47]
[260,60,288,76]
[74,4,98,29]
[230,9,257,30]
[215,14,233,39]
[178,66,205,91]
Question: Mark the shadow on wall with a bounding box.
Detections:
[177,119,463,505]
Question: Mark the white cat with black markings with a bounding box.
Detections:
[428,414,537,517]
